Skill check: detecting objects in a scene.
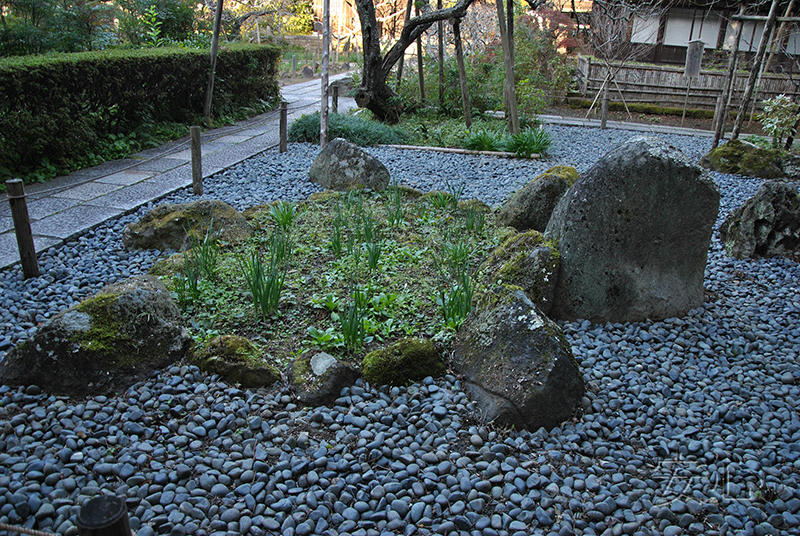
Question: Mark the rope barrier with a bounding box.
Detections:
[0,522,57,536]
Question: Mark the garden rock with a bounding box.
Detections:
[287,351,360,406]
[362,338,445,386]
[301,65,314,78]
[778,153,800,180]
[122,199,253,252]
[193,335,280,388]
[545,136,720,322]
[477,230,559,316]
[700,139,783,179]
[308,137,391,191]
[451,288,583,431]
[719,180,800,258]
[497,165,579,231]
[0,276,190,398]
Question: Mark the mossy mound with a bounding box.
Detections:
[700,139,783,179]
[148,252,187,277]
[0,275,190,398]
[123,200,253,252]
[497,165,579,232]
[193,335,280,388]
[362,338,445,386]
[477,230,559,315]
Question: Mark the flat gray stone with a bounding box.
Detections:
[170,142,229,161]
[134,158,187,172]
[84,182,170,211]
[52,182,122,201]
[25,197,80,220]
[0,216,12,233]
[31,205,124,239]
[95,170,155,185]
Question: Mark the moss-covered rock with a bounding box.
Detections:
[451,287,583,431]
[122,200,253,252]
[477,230,559,315]
[700,139,783,179]
[497,165,578,231]
[148,252,187,277]
[286,351,360,405]
[0,276,190,398]
[193,335,280,388]
[362,338,445,386]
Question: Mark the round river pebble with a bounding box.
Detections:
[0,125,799,536]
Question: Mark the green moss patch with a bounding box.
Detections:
[362,338,445,386]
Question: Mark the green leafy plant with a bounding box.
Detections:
[143,5,167,48]
[269,200,300,234]
[429,191,455,210]
[239,249,285,319]
[186,223,219,283]
[502,127,552,158]
[288,112,411,146]
[339,287,373,349]
[435,271,474,330]
[384,182,408,227]
[758,94,799,148]
[463,206,485,234]
[306,325,345,350]
[463,129,503,152]
[446,179,466,208]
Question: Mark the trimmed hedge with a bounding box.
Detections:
[0,44,280,181]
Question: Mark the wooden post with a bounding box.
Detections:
[453,19,471,129]
[332,85,339,114]
[6,179,39,279]
[320,0,331,148]
[203,0,225,127]
[190,126,203,195]
[280,102,288,153]
[77,495,132,536]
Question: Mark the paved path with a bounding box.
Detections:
[0,76,713,271]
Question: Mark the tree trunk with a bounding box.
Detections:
[731,0,781,140]
[416,4,425,102]
[712,2,746,148]
[353,0,477,122]
[495,0,518,134]
[454,18,471,128]
[600,82,609,129]
[204,0,224,127]
[396,0,413,85]
[438,0,444,107]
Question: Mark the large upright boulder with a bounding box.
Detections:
[545,136,720,322]
[0,276,190,398]
[497,166,579,231]
[451,288,583,431]
[309,138,390,191]
[719,180,800,258]
[123,200,253,252]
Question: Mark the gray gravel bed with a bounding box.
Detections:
[0,125,799,536]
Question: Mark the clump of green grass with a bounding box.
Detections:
[288,112,411,146]
[502,127,553,158]
[463,129,504,152]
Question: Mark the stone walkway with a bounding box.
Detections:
[0,75,712,271]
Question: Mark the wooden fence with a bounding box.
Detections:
[575,55,800,111]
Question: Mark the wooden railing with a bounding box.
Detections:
[575,55,800,111]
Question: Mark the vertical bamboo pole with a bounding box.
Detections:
[713,2,747,148]
[6,179,39,279]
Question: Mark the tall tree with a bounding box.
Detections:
[353,0,478,122]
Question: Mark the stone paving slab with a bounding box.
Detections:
[52,182,123,201]
[169,142,230,161]
[134,158,187,172]
[84,182,173,211]
[25,197,80,220]
[214,135,252,144]
[31,205,124,240]
[0,216,12,234]
[95,170,156,185]
[0,231,61,270]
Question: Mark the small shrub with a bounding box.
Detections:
[288,112,410,146]
[502,127,552,158]
[758,94,799,148]
[463,129,503,152]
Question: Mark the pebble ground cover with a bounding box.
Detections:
[0,128,797,536]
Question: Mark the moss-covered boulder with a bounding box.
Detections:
[719,180,800,258]
[497,166,578,231]
[193,335,280,388]
[451,287,584,431]
[0,276,190,398]
[308,138,390,191]
[122,200,253,252]
[362,338,445,386]
[700,139,783,179]
[477,230,559,316]
[148,252,186,277]
[287,351,360,405]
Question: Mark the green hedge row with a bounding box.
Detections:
[0,44,280,180]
